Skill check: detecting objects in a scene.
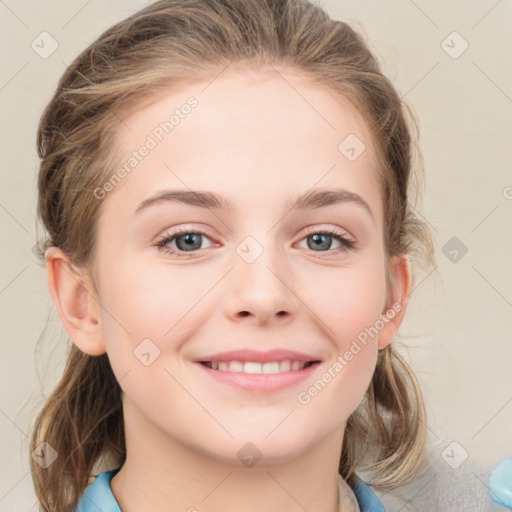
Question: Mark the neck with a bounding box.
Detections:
[110,398,351,512]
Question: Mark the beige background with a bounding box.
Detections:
[1,0,511,508]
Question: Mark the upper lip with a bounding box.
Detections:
[195,349,322,364]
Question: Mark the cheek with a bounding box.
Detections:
[301,262,387,347]
[104,256,177,318]
[96,263,203,404]
[98,260,210,356]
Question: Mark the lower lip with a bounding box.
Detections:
[195,362,321,393]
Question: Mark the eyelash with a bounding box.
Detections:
[154,226,356,258]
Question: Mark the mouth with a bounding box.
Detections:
[194,348,322,375]
[198,359,320,373]
[195,356,322,393]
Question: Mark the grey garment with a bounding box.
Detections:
[338,473,361,511]
[361,446,505,511]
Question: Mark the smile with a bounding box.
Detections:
[200,360,317,373]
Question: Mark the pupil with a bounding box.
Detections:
[177,233,201,251]
[309,234,331,251]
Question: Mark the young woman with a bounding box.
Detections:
[30,1,438,510]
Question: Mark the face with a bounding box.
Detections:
[87,66,396,465]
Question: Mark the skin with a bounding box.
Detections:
[46,65,410,512]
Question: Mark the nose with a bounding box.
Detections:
[221,237,301,326]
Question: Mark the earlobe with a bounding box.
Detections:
[45,246,106,356]
[377,254,412,350]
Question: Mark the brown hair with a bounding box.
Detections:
[31,0,435,510]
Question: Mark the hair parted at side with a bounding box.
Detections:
[31,0,435,510]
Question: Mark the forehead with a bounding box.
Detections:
[117,66,374,147]
[105,66,382,220]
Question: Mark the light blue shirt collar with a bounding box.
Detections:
[74,468,386,512]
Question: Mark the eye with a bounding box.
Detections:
[296,227,355,254]
[154,228,215,257]
[154,226,356,258]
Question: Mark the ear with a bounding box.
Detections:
[45,246,106,356]
[377,254,411,350]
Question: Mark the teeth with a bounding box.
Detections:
[225,360,243,372]
[291,360,302,371]
[205,359,311,373]
[244,362,266,374]
[280,359,291,372]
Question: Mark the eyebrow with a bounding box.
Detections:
[133,187,374,222]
